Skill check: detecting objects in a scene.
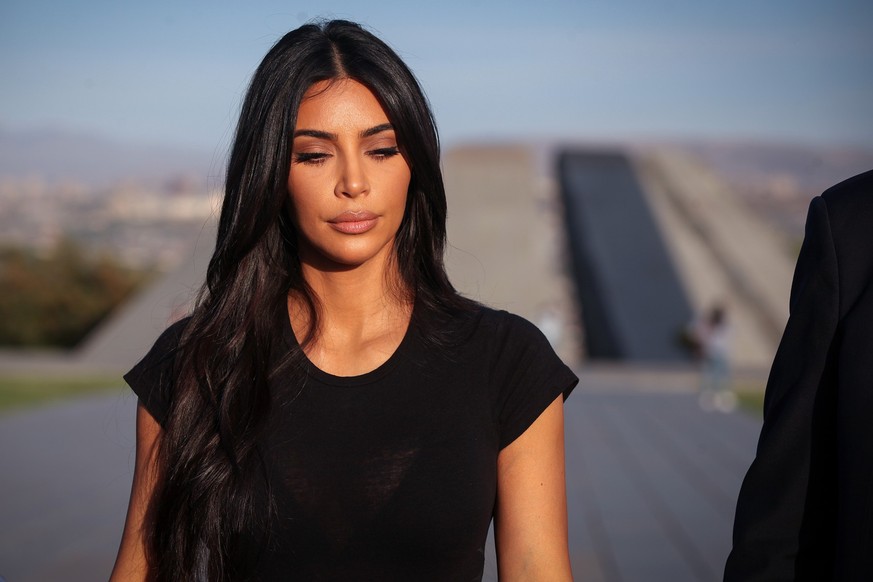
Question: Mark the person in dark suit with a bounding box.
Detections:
[724,169,873,581]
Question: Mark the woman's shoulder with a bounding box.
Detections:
[123,316,192,426]
[435,303,554,353]
[472,306,577,448]
[415,300,563,366]
[141,316,192,365]
[477,305,535,326]
[472,305,548,339]
[158,315,192,343]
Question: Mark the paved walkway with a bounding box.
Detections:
[0,390,135,582]
[562,371,760,581]
[0,368,761,581]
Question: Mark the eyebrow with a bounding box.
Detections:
[293,123,394,141]
[360,123,393,138]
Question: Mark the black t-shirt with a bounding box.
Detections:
[125,304,577,581]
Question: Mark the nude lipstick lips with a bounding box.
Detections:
[328,210,378,234]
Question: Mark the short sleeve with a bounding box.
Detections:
[490,312,578,449]
[123,317,190,426]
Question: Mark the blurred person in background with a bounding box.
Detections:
[690,304,735,412]
[109,20,576,581]
[725,169,873,581]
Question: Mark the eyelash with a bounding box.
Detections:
[293,152,329,165]
[292,147,400,166]
[370,147,401,160]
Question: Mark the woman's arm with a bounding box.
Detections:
[109,401,161,581]
[495,395,572,581]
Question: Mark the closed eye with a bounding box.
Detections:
[368,146,400,161]
[293,152,330,165]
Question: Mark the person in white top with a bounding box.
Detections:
[696,304,735,412]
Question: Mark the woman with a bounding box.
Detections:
[111,20,576,581]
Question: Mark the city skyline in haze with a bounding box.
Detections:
[2,0,872,154]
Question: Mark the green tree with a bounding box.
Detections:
[0,240,153,347]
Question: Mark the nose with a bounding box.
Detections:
[335,153,368,198]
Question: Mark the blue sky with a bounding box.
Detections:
[1,0,871,152]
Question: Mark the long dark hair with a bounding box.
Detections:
[145,20,470,581]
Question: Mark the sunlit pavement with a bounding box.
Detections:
[1,368,761,582]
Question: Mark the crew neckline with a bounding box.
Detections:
[283,301,419,387]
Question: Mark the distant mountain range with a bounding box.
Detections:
[2,125,871,194]
[0,126,222,187]
[675,139,873,197]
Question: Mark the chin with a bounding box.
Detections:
[303,242,394,271]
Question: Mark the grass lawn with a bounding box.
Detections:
[0,375,124,413]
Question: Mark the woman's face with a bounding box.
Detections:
[288,79,411,271]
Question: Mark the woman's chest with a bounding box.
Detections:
[260,368,499,564]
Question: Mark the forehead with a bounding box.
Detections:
[295,79,390,130]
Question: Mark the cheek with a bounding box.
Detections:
[287,176,318,221]
[391,169,412,206]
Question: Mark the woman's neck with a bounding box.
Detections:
[288,260,413,376]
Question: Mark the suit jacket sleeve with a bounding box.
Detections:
[724,195,840,581]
